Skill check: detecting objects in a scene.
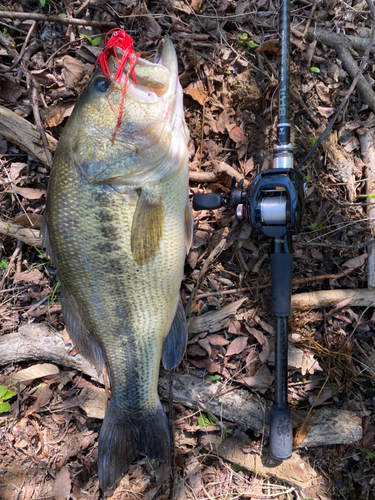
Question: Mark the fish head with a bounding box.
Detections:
[63,38,188,186]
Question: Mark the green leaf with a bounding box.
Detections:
[237,33,247,40]
[2,390,16,400]
[39,0,46,6]
[197,412,216,427]
[366,451,375,459]
[310,222,318,229]
[360,386,367,393]
[304,174,311,183]
[58,13,68,18]
[231,464,247,472]
[79,32,93,43]
[0,385,7,398]
[247,41,259,48]
[0,402,11,413]
[310,67,320,73]
[208,375,221,382]
[333,396,339,402]
[91,37,101,46]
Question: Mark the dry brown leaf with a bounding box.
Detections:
[207,334,230,346]
[237,364,274,394]
[229,126,245,143]
[317,106,335,118]
[13,213,43,229]
[183,81,209,106]
[190,0,203,12]
[342,252,368,270]
[13,268,44,284]
[315,81,331,105]
[5,363,60,390]
[198,337,212,356]
[42,105,66,128]
[26,383,54,415]
[243,157,254,176]
[52,466,71,500]
[144,14,162,37]
[11,186,46,200]
[8,162,27,182]
[0,79,23,102]
[62,55,87,89]
[255,38,278,54]
[225,335,248,357]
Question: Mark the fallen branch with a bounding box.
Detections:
[0,105,58,166]
[0,323,363,449]
[189,170,219,183]
[291,288,375,310]
[0,11,117,28]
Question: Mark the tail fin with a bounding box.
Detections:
[98,398,171,493]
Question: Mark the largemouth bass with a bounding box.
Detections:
[43,37,192,492]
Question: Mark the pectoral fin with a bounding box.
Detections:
[131,189,165,266]
[162,298,188,370]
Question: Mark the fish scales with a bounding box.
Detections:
[43,37,192,492]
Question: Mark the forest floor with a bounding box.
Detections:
[0,0,375,499]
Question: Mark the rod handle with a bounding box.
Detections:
[193,193,224,211]
[269,404,292,461]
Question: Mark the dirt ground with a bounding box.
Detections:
[1,0,375,499]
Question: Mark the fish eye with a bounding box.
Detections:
[94,77,111,93]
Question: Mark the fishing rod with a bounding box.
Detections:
[192,0,304,460]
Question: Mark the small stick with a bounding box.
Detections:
[0,20,36,73]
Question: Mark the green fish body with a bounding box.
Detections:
[43,38,192,492]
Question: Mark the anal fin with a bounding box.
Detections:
[162,298,188,370]
[60,288,105,374]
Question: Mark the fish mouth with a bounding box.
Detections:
[113,38,178,101]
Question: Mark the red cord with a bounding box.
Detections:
[96,29,140,140]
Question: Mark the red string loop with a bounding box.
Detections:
[95,29,140,140]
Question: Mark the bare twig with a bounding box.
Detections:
[0,11,117,28]
[0,20,36,73]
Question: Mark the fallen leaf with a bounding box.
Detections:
[198,337,212,356]
[191,0,203,12]
[207,334,230,346]
[315,81,331,105]
[13,213,43,229]
[243,157,254,176]
[237,364,274,394]
[52,466,71,500]
[226,336,248,357]
[13,268,44,284]
[5,363,60,390]
[342,252,368,270]
[184,81,209,106]
[255,38,278,54]
[8,162,27,182]
[42,105,66,128]
[62,55,88,89]
[317,106,335,118]
[190,298,248,334]
[144,14,162,36]
[0,79,23,102]
[229,126,245,143]
[11,186,46,200]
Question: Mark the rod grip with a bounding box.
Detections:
[193,193,223,211]
[269,404,292,461]
[270,252,293,317]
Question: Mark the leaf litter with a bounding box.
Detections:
[0,0,375,499]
